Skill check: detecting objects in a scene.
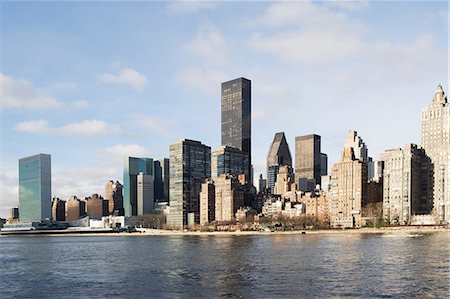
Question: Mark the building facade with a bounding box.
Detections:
[123,157,154,217]
[66,196,86,221]
[19,153,52,222]
[85,194,108,219]
[105,180,124,215]
[221,77,252,182]
[168,139,211,228]
[330,133,368,228]
[295,134,322,190]
[137,172,154,215]
[211,146,249,180]
[381,144,432,225]
[154,158,170,203]
[51,197,66,221]
[267,132,292,194]
[215,174,244,222]
[421,85,450,222]
[200,181,215,225]
[273,165,295,196]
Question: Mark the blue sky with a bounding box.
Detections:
[1,1,448,218]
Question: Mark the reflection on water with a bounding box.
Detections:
[1,233,449,298]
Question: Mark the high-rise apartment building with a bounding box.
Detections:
[85,194,108,219]
[214,174,244,222]
[137,172,154,215]
[105,180,124,215]
[66,196,86,221]
[221,77,251,182]
[421,85,450,222]
[273,165,295,196]
[154,158,170,203]
[211,146,249,179]
[51,197,66,221]
[330,132,368,228]
[380,144,432,225]
[19,153,52,222]
[267,132,292,194]
[200,181,215,225]
[295,134,325,191]
[123,157,153,217]
[168,139,211,228]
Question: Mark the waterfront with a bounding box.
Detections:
[1,232,449,298]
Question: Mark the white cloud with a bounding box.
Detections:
[14,119,119,136]
[184,28,227,64]
[100,68,148,91]
[103,144,151,162]
[58,119,117,136]
[0,168,19,219]
[14,120,50,134]
[246,1,366,63]
[167,1,217,14]
[53,167,120,200]
[176,67,228,95]
[326,1,371,12]
[135,117,170,135]
[70,100,89,109]
[0,73,61,110]
[45,81,77,91]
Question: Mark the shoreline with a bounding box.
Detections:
[1,226,448,237]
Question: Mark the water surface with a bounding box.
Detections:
[1,232,449,298]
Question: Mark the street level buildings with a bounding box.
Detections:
[380,144,432,225]
[421,85,450,223]
[19,153,52,222]
[267,132,292,194]
[123,157,153,217]
[168,139,211,228]
[221,77,252,182]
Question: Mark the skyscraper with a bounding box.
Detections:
[154,158,170,203]
[19,153,51,222]
[421,85,450,222]
[211,146,249,180]
[221,77,251,181]
[295,134,321,190]
[267,132,292,194]
[123,157,153,217]
[168,139,211,228]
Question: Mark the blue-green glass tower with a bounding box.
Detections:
[19,154,52,222]
[123,157,153,217]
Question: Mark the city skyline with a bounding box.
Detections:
[1,1,448,218]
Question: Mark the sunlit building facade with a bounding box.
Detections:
[19,153,52,222]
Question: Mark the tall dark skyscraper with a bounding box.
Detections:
[123,157,153,217]
[221,77,251,182]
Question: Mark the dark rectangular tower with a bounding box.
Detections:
[221,77,251,182]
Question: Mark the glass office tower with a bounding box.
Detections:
[123,157,153,217]
[168,139,211,228]
[19,153,51,222]
[221,77,251,182]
